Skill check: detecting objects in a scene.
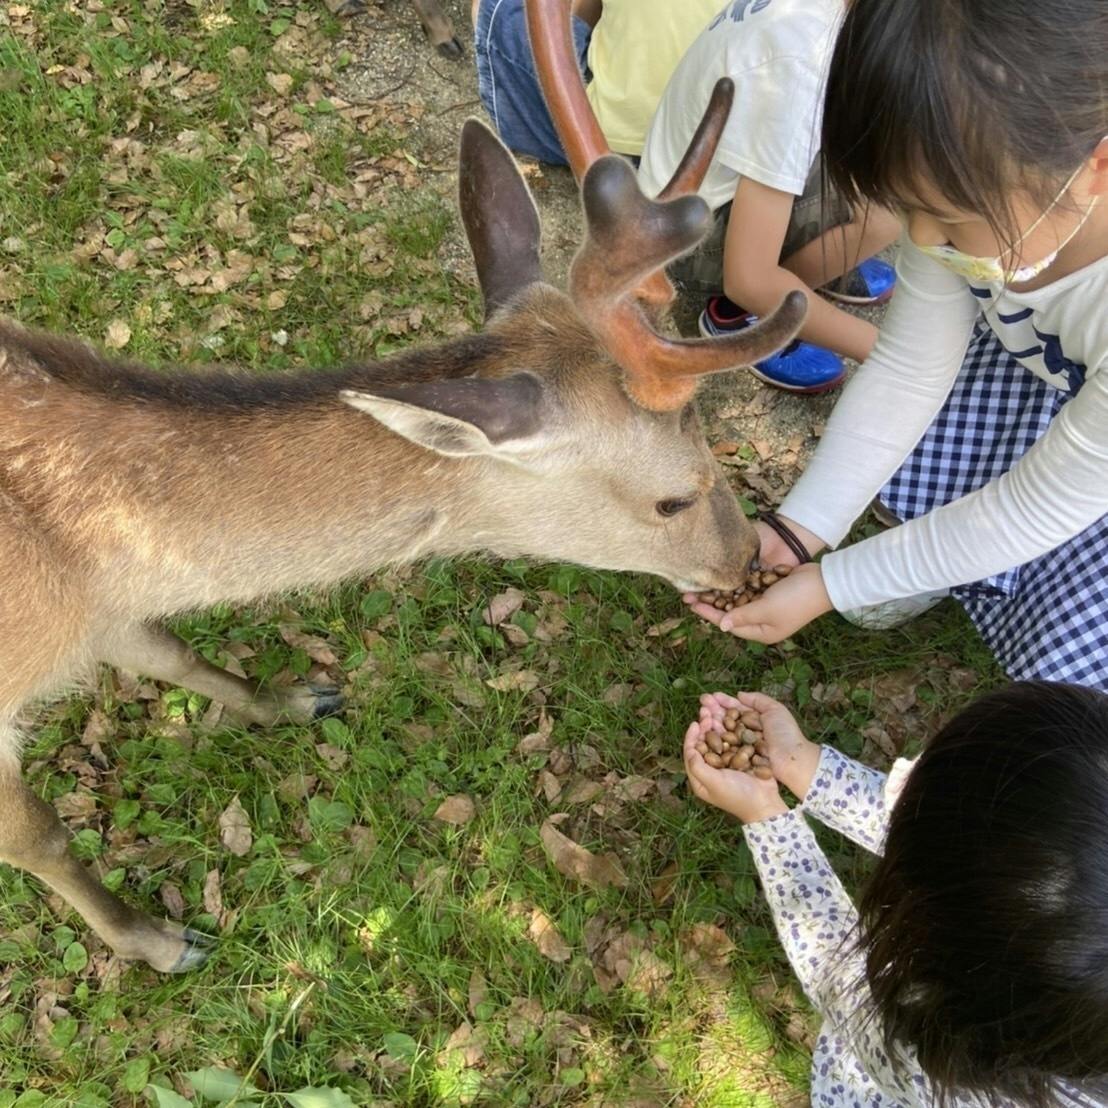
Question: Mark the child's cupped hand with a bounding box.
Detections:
[683,563,833,644]
[683,713,788,825]
[698,691,822,800]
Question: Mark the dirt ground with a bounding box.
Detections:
[333,0,890,506]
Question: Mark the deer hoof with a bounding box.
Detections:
[310,685,346,720]
[169,928,217,973]
[435,34,465,60]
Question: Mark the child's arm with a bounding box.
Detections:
[685,240,981,644]
[775,237,980,556]
[722,178,880,364]
[816,354,1108,613]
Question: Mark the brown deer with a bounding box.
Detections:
[324,0,464,59]
[0,0,805,973]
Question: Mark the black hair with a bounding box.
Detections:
[822,0,1108,248]
[859,681,1108,1106]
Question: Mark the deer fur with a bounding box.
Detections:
[0,119,803,973]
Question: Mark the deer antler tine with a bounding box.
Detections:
[524,0,608,184]
[525,0,674,308]
[658,78,735,200]
[591,291,809,412]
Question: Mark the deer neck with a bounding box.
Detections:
[104,405,532,614]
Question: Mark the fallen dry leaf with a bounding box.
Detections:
[203,868,223,921]
[517,711,554,755]
[600,682,633,707]
[104,319,131,349]
[863,722,900,760]
[482,587,525,626]
[504,996,545,1048]
[218,796,252,856]
[53,790,97,821]
[540,820,628,890]
[651,860,680,906]
[441,1020,486,1067]
[278,624,338,666]
[562,778,604,805]
[434,794,476,825]
[646,617,684,637]
[266,71,294,96]
[160,882,186,920]
[315,742,348,771]
[680,922,736,967]
[529,908,572,963]
[467,969,487,1018]
[613,775,654,803]
[538,770,562,803]
[599,930,672,997]
[486,669,539,694]
[517,731,551,755]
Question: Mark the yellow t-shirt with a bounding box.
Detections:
[584,0,724,156]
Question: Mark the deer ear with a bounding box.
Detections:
[340,373,551,458]
[459,118,544,320]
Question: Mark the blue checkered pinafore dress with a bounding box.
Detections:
[880,321,1108,689]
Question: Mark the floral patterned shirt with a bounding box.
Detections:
[742,745,1105,1107]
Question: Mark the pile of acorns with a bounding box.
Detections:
[694,706,773,779]
[697,563,793,613]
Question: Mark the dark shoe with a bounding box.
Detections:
[699,296,846,394]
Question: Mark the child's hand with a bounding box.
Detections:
[683,563,833,644]
[698,691,821,800]
[683,719,788,825]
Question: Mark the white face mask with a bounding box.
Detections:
[912,159,1101,285]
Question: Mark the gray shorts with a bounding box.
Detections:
[669,160,852,299]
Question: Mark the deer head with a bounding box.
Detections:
[338,2,805,591]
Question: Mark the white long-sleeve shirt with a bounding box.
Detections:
[779,237,1108,612]
[744,745,1108,1106]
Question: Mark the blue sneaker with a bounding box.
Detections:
[821,257,896,305]
[698,296,846,394]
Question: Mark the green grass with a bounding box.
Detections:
[0,3,1003,1106]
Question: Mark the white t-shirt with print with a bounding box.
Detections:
[637,0,845,208]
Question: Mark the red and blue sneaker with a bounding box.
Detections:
[698,296,846,394]
[820,257,897,305]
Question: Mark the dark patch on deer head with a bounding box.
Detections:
[340,372,550,458]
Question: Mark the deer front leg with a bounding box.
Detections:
[0,754,213,972]
[409,0,464,58]
[100,624,343,728]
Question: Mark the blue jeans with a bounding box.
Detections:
[474,0,592,165]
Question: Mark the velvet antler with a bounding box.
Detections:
[524,0,807,411]
[570,158,807,409]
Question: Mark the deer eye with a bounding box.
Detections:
[656,495,697,518]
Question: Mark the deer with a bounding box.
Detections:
[0,0,806,974]
[324,0,464,59]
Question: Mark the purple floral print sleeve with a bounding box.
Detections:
[800,744,894,853]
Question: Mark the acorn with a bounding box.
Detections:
[696,563,794,614]
[699,707,775,781]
